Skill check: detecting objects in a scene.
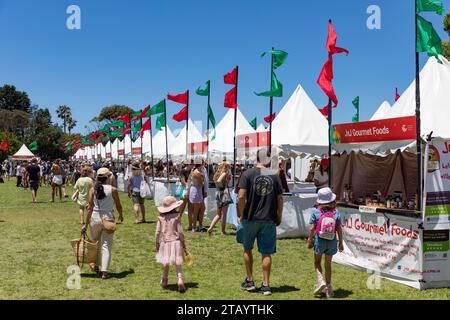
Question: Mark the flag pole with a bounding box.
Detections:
[186,90,190,161]
[164,99,170,185]
[233,66,239,187]
[415,3,422,212]
[140,118,143,161]
[150,117,155,180]
[269,47,274,156]
[206,81,211,175]
[328,98,332,189]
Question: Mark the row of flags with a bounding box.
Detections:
[63,0,445,155]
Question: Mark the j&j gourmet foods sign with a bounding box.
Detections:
[332,116,416,144]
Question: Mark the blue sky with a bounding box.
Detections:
[0,0,448,136]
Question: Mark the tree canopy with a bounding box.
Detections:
[92,105,135,123]
[0,85,31,113]
[443,12,450,60]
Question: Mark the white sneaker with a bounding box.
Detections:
[313,278,326,295]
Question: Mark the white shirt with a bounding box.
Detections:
[314,170,329,188]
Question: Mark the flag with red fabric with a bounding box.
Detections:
[131,106,151,121]
[140,119,151,138]
[264,113,276,123]
[224,67,238,85]
[117,113,131,124]
[0,141,9,151]
[395,88,401,102]
[224,87,237,109]
[173,106,188,122]
[167,91,188,105]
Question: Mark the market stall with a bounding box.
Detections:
[331,112,450,289]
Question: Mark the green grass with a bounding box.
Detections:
[0,179,449,300]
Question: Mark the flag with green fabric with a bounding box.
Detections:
[255,49,288,97]
[147,100,165,116]
[416,0,444,15]
[352,96,360,123]
[155,113,166,131]
[416,15,443,61]
[196,80,210,97]
[207,104,216,141]
[249,117,257,130]
[29,140,38,151]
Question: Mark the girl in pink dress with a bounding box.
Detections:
[155,196,187,292]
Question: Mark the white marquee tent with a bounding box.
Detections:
[370,101,391,121]
[149,126,176,158]
[271,84,329,157]
[171,119,205,157]
[11,144,36,160]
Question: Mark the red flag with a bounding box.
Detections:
[224,87,237,109]
[224,67,238,85]
[172,106,188,122]
[140,118,151,138]
[131,105,151,121]
[317,56,338,108]
[264,113,276,123]
[0,141,9,151]
[117,113,131,124]
[319,106,330,118]
[120,124,131,135]
[326,20,349,55]
[395,88,400,102]
[87,132,100,142]
[167,91,188,105]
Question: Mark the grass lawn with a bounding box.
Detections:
[0,179,449,300]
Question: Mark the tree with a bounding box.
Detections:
[66,117,77,134]
[0,85,31,113]
[92,105,135,123]
[443,12,450,60]
[56,105,72,133]
[0,109,29,137]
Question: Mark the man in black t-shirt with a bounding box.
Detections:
[27,158,41,203]
[237,149,283,296]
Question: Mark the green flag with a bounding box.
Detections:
[130,122,141,132]
[417,15,443,61]
[29,140,38,151]
[255,72,283,97]
[249,117,257,130]
[108,131,123,138]
[196,80,210,97]
[106,120,125,128]
[98,126,110,134]
[207,104,216,141]
[155,113,166,131]
[261,50,289,70]
[416,0,444,15]
[147,100,165,116]
[352,96,360,123]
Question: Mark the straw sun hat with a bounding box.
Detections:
[157,196,183,214]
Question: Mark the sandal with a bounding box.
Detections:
[89,263,99,273]
[101,272,110,280]
[177,279,186,293]
[160,277,168,288]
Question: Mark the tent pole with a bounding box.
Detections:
[269,47,274,156]
[233,66,239,188]
[415,6,422,212]
[328,98,332,189]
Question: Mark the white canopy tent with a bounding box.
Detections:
[256,124,267,132]
[208,108,255,158]
[149,126,176,158]
[10,144,36,160]
[171,119,204,158]
[370,101,391,121]
[271,84,329,157]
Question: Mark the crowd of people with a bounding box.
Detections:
[2,150,340,297]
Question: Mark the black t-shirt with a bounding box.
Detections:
[238,167,283,224]
[26,164,40,181]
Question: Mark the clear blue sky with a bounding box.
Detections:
[0,0,448,136]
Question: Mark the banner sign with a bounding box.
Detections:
[332,116,416,144]
[425,139,450,230]
[188,141,207,155]
[0,141,9,151]
[132,147,142,155]
[237,132,270,149]
[423,229,450,284]
[118,149,125,156]
[333,208,423,283]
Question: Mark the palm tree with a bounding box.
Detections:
[66,117,77,134]
[56,105,71,133]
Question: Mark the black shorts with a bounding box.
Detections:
[29,180,39,191]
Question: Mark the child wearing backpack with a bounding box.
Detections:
[307,187,344,298]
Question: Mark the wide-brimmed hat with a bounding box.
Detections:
[131,163,141,170]
[97,167,112,177]
[316,187,337,205]
[157,196,183,214]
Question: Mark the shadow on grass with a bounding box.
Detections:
[315,288,353,299]
[0,220,5,223]
[165,282,199,293]
[81,269,135,279]
[271,285,301,293]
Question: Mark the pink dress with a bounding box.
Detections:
[155,212,185,266]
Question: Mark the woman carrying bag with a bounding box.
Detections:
[208,162,233,236]
[82,167,124,279]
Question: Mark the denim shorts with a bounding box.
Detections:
[314,236,338,256]
[131,191,145,205]
[241,220,277,255]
